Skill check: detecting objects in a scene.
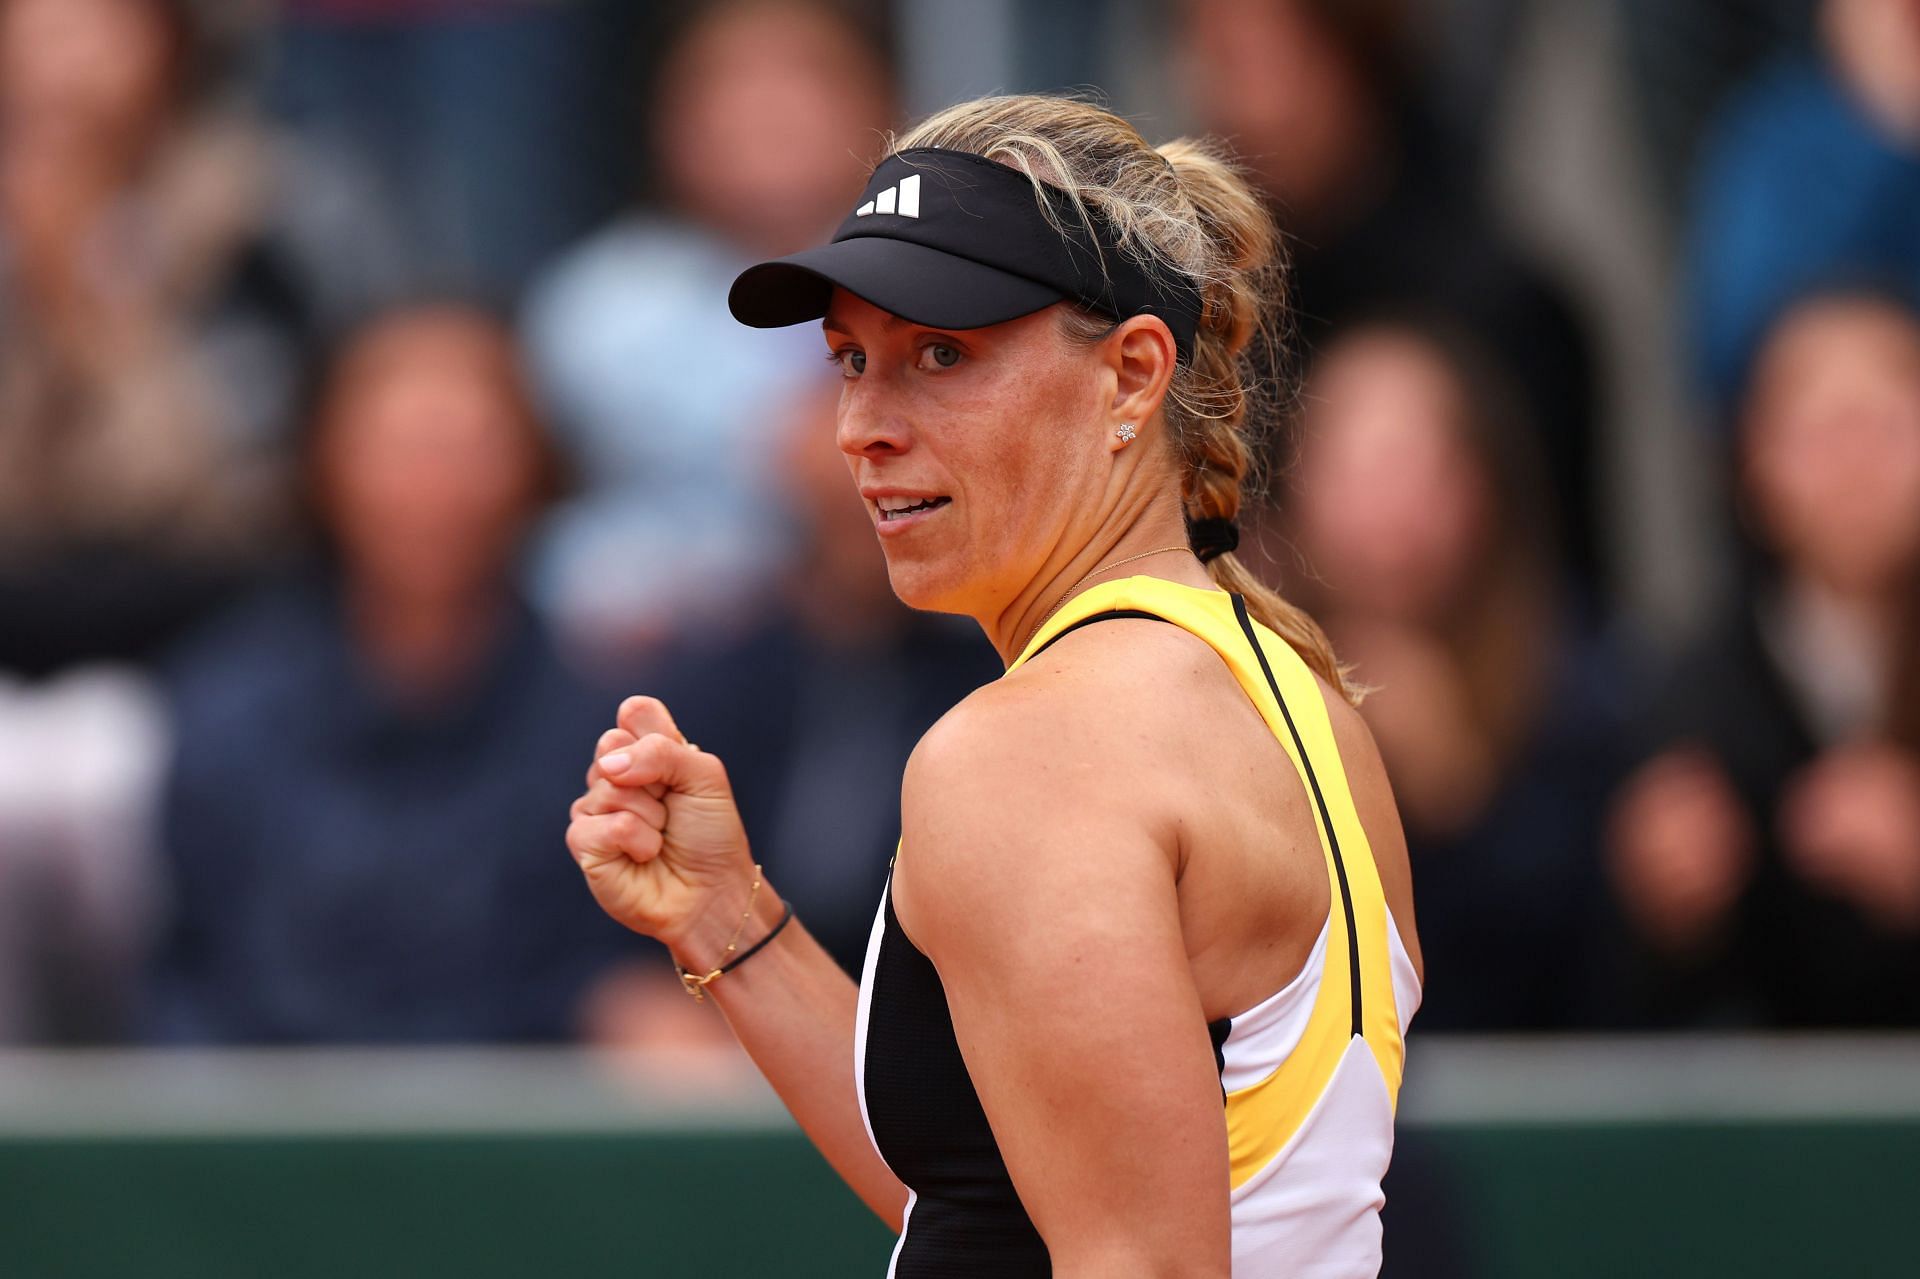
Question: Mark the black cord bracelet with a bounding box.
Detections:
[718,899,794,975]
[676,900,795,1000]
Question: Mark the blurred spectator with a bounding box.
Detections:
[1618,0,1811,218]
[268,0,633,299]
[523,0,896,658]
[1174,0,1603,594]
[1279,319,1623,1030]
[0,0,404,675]
[1688,0,1920,410]
[634,383,998,975]
[147,303,638,1043]
[0,668,165,1041]
[1608,292,1920,1027]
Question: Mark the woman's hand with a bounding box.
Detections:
[1606,747,1756,955]
[1780,742,1920,933]
[567,695,759,964]
[569,698,907,1226]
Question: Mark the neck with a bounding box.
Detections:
[1,117,153,197]
[1770,573,1903,740]
[1790,569,1904,631]
[346,575,509,696]
[985,487,1215,666]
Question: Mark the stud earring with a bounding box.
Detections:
[1115,423,1137,443]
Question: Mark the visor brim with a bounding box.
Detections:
[728,236,1068,334]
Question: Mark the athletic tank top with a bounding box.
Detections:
[854,576,1421,1277]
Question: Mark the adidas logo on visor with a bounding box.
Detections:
[855,173,922,219]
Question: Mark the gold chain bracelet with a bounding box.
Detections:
[675,865,787,1002]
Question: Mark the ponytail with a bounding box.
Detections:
[1158,139,1360,702]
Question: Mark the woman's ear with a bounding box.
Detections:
[1105,315,1178,436]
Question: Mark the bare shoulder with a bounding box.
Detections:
[908,617,1219,798]
[1317,677,1423,979]
[897,621,1205,938]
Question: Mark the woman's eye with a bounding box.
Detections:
[831,349,866,377]
[918,343,961,370]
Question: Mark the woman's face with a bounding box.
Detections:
[1744,298,1920,595]
[0,0,177,148]
[823,290,1123,619]
[1175,0,1371,212]
[656,2,892,258]
[1292,331,1495,623]
[315,311,545,602]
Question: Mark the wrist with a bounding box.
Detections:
[667,866,785,975]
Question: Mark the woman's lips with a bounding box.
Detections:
[873,495,952,534]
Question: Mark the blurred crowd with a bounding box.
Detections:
[0,0,1915,1047]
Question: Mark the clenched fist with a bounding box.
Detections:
[567,695,760,964]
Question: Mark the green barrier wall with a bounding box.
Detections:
[8,1121,1917,1278]
[1398,1120,1920,1277]
[2,1132,893,1278]
[3,1041,1915,1278]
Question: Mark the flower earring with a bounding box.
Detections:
[1115,423,1137,443]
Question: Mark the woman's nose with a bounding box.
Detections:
[836,382,910,457]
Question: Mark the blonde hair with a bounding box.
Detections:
[894,94,1359,703]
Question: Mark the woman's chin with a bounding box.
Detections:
[882,557,971,616]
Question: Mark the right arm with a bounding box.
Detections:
[566,696,908,1228]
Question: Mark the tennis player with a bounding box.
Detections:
[567,94,1423,1277]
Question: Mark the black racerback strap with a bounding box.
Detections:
[1229,594,1364,1039]
[1028,609,1174,660]
[1029,596,1366,1041]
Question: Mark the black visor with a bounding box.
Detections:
[728,147,1203,360]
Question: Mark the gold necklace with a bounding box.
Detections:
[1033,545,1192,638]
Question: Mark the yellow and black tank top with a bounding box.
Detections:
[854,577,1421,1277]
